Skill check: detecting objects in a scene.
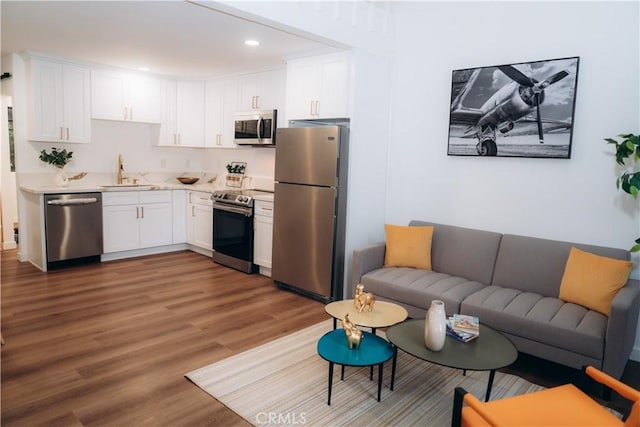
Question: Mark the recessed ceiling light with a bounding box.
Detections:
[244,40,260,47]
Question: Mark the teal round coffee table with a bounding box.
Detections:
[317,329,394,405]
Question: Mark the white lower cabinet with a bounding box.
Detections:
[186,191,213,251]
[103,191,172,253]
[253,200,274,272]
[172,190,187,244]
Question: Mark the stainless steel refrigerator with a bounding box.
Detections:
[272,122,349,302]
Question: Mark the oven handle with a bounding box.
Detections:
[212,203,253,217]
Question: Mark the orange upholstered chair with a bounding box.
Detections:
[452,366,640,427]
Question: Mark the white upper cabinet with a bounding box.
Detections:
[286,52,351,120]
[91,70,162,123]
[28,57,91,143]
[237,69,286,112]
[206,79,236,148]
[206,69,285,148]
[159,80,206,147]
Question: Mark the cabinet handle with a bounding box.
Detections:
[216,134,221,146]
[310,100,314,116]
[177,134,181,145]
[66,128,70,140]
[315,100,320,116]
[60,127,64,140]
[136,207,140,219]
[192,206,195,217]
[141,206,144,218]
[129,107,133,121]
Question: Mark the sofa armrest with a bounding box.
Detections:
[350,242,386,298]
[604,279,640,379]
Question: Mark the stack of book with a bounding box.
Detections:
[446,314,480,343]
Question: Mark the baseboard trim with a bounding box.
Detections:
[2,241,17,250]
[101,244,189,262]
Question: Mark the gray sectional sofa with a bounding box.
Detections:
[350,220,640,379]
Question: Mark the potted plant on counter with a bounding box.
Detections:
[39,147,73,186]
[225,162,246,187]
[606,133,640,252]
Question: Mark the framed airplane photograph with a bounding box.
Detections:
[447,56,580,159]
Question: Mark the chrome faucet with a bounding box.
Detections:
[117,154,125,184]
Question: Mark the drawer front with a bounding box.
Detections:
[102,191,139,206]
[139,190,172,204]
[188,191,213,207]
[254,200,274,218]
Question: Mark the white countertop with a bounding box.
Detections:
[20,184,275,203]
[19,183,219,195]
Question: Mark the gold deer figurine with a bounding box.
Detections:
[354,283,376,313]
[341,313,363,349]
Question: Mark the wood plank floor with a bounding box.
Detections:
[1,250,327,426]
[2,249,639,425]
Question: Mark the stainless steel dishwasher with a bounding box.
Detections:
[44,192,103,267]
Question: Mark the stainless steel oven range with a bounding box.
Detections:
[211,189,272,274]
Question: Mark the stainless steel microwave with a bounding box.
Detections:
[234,110,277,145]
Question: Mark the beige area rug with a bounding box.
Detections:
[186,320,544,426]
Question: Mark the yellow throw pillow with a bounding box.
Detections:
[383,224,433,270]
[559,247,633,315]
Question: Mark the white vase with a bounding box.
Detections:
[55,167,69,187]
[424,300,446,351]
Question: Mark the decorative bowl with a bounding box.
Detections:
[177,177,199,185]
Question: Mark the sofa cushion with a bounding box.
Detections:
[383,224,433,269]
[491,234,631,298]
[461,286,607,359]
[360,267,486,315]
[409,221,502,285]
[559,247,632,315]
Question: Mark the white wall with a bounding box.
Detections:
[388,1,640,357]
[388,1,639,249]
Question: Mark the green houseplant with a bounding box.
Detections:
[39,147,73,168]
[39,147,73,186]
[606,133,640,252]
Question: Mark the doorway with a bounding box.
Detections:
[1,95,18,250]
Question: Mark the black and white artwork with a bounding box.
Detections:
[447,56,579,158]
